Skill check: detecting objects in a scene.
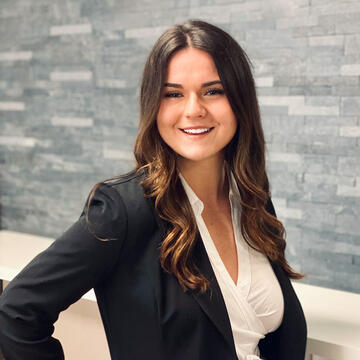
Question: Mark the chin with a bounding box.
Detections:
[177,152,219,164]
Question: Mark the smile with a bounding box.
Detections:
[181,127,214,134]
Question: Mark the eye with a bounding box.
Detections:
[163,92,182,98]
[205,88,225,96]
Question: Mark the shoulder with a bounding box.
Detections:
[102,169,148,206]
[85,169,152,239]
[103,169,146,190]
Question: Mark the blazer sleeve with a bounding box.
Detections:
[0,183,127,360]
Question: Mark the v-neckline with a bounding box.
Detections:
[199,199,239,288]
[199,197,245,289]
[178,169,252,295]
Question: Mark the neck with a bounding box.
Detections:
[177,155,229,206]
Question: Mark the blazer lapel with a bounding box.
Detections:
[148,198,236,356]
[190,233,237,355]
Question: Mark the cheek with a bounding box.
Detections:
[230,116,238,135]
[225,104,237,131]
[157,105,179,134]
[156,114,176,148]
[219,109,237,137]
[156,106,167,133]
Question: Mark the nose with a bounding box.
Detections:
[184,93,206,119]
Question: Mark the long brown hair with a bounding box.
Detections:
[87,20,304,292]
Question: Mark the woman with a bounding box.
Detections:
[0,20,307,360]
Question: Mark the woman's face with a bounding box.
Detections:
[156,47,237,167]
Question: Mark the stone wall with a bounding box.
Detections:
[0,0,359,292]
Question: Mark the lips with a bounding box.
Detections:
[180,127,214,134]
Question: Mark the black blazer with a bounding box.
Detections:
[0,171,307,360]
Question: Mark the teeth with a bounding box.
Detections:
[183,128,210,134]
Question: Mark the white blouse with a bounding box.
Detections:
[179,172,284,360]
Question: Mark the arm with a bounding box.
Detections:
[0,183,127,359]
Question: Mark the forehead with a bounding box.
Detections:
[165,47,219,81]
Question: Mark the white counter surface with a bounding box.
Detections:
[292,281,360,357]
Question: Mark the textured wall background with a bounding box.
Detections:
[0,0,359,293]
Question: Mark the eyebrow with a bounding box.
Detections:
[163,80,222,88]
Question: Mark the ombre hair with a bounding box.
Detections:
[87,19,304,292]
